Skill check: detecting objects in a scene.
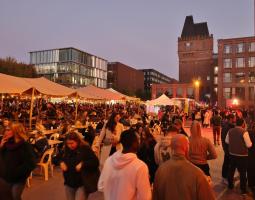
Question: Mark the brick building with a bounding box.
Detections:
[107,62,144,95]
[151,83,197,101]
[178,16,215,103]
[218,36,255,109]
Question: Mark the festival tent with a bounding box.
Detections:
[76,85,123,100]
[107,88,140,101]
[23,77,76,97]
[0,73,33,94]
[146,94,174,106]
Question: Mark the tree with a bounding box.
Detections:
[0,57,37,78]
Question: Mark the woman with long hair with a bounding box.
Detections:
[189,120,217,178]
[0,122,36,200]
[137,127,158,183]
[95,112,124,166]
[60,131,99,200]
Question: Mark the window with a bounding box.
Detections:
[249,57,255,67]
[235,87,245,100]
[223,73,232,83]
[236,58,244,68]
[235,72,245,83]
[214,66,218,74]
[207,76,210,81]
[249,42,255,52]
[223,88,231,99]
[236,43,244,53]
[166,88,173,97]
[176,88,183,97]
[187,88,194,98]
[214,77,218,85]
[249,72,255,83]
[214,87,218,93]
[224,45,231,54]
[249,87,255,101]
[224,59,232,68]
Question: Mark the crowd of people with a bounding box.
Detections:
[0,97,255,200]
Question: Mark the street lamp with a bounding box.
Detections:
[194,80,200,102]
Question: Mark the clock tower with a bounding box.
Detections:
[178,15,214,102]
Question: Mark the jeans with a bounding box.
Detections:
[228,155,248,193]
[222,152,230,179]
[213,126,221,145]
[65,186,87,200]
[10,181,26,200]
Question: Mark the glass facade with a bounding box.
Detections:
[30,48,107,88]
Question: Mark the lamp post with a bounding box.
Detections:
[194,80,200,102]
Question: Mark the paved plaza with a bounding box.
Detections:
[23,126,254,200]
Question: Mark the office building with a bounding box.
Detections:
[30,47,107,88]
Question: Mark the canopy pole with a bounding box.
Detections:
[75,94,79,121]
[29,88,35,130]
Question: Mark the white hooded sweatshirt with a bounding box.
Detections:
[98,151,151,200]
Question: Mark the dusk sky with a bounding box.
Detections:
[0,0,253,79]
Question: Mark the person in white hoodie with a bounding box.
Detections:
[154,125,178,165]
[98,129,151,200]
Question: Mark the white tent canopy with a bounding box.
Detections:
[146,94,174,106]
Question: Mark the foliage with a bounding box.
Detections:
[0,57,37,78]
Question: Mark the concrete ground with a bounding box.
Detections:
[23,126,254,200]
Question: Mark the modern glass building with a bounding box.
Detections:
[30,47,107,88]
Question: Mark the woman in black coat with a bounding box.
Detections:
[60,131,99,200]
[137,127,158,183]
[0,123,36,200]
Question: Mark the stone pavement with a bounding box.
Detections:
[23,126,254,200]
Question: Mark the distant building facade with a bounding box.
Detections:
[151,83,196,100]
[178,16,215,103]
[139,69,176,95]
[218,36,255,109]
[107,62,144,95]
[30,47,107,88]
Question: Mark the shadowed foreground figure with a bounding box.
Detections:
[153,134,215,200]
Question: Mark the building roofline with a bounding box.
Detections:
[218,35,255,42]
[29,47,107,61]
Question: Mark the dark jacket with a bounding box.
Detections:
[61,144,100,193]
[137,137,158,183]
[221,121,235,153]
[0,139,36,183]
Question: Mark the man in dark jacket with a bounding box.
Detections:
[225,118,252,195]
[221,114,235,183]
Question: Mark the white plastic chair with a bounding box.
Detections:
[37,148,54,181]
